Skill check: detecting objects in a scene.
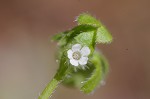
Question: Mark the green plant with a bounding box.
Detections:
[38,13,113,99]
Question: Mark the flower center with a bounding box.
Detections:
[72,51,81,60]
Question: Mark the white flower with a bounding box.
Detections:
[67,44,90,66]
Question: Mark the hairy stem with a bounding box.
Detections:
[38,78,60,99]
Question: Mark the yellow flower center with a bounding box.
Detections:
[72,51,81,60]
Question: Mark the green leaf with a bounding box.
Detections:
[80,51,103,93]
[74,31,94,46]
[99,52,109,77]
[63,65,95,88]
[77,13,102,27]
[96,26,113,43]
[77,13,113,44]
[52,31,67,41]
[54,52,71,81]
[56,25,97,48]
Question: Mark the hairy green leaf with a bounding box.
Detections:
[63,65,95,88]
[80,51,103,93]
[77,13,113,44]
[77,13,102,27]
[99,52,109,77]
[96,26,113,43]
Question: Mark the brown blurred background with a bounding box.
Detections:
[0,0,150,99]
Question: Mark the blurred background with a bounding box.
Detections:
[0,0,150,99]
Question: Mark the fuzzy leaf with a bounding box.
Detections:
[80,51,103,93]
[99,52,109,77]
[74,31,94,46]
[52,31,68,41]
[56,25,97,49]
[63,65,95,88]
[77,13,113,44]
[54,52,71,81]
[96,26,113,43]
[77,13,102,27]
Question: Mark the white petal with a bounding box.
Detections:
[67,49,73,59]
[70,59,79,66]
[72,44,81,52]
[81,46,90,56]
[79,57,88,65]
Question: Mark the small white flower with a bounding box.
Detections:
[67,44,90,66]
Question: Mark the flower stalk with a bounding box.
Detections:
[38,78,60,99]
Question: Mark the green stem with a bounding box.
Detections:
[38,78,60,99]
[38,54,69,99]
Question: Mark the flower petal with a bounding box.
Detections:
[67,49,73,59]
[72,44,81,52]
[70,59,79,66]
[79,57,88,65]
[81,46,90,56]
